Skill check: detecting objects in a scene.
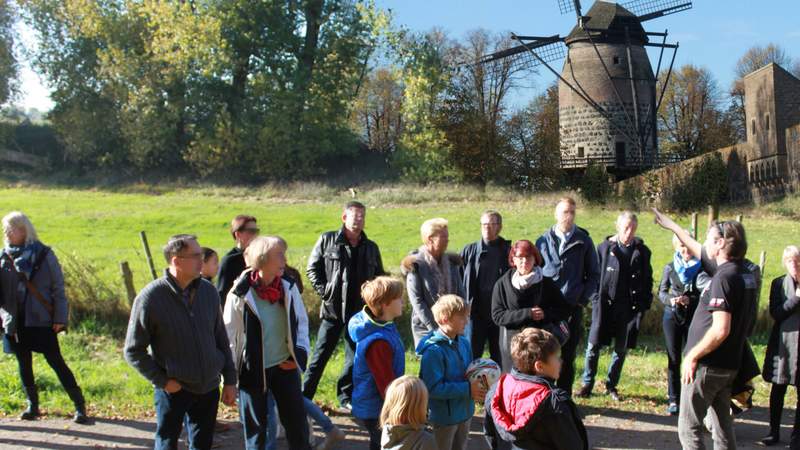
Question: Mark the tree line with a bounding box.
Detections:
[1,1,798,187]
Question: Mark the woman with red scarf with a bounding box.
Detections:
[223,236,312,450]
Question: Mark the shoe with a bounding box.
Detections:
[277,422,286,440]
[667,402,679,416]
[575,384,592,398]
[66,387,89,424]
[20,386,39,421]
[318,425,345,450]
[607,387,622,402]
[308,416,316,446]
[757,434,780,446]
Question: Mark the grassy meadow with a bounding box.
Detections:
[1,182,799,418]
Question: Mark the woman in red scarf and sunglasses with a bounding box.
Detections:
[223,235,312,450]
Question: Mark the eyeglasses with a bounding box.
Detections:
[177,252,204,260]
[240,227,260,234]
[481,222,500,227]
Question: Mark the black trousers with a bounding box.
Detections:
[471,316,501,365]
[302,317,355,404]
[662,309,689,404]
[5,327,79,391]
[768,383,800,448]
[557,306,583,396]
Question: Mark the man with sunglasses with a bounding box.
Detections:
[216,215,260,307]
[653,209,757,450]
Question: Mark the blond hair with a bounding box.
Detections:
[379,376,429,428]
[361,276,404,316]
[431,294,469,325]
[244,235,285,269]
[2,211,38,246]
[420,218,448,242]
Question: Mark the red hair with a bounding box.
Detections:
[508,240,543,268]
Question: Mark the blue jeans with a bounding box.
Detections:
[239,366,310,450]
[582,341,627,390]
[154,387,219,450]
[266,391,334,449]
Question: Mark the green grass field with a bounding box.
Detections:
[1,182,799,418]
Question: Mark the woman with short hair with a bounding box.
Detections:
[0,211,88,423]
[761,245,800,447]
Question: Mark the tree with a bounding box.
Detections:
[657,65,735,159]
[0,0,16,105]
[730,44,800,141]
[352,67,404,153]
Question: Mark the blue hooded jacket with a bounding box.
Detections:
[536,226,601,307]
[348,308,405,420]
[416,329,474,426]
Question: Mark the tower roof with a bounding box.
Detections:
[566,1,649,45]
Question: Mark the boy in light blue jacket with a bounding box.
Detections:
[417,294,485,450]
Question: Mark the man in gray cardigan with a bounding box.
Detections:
[124,234,237,450]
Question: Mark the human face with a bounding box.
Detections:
[533,350,562,380]
[441,311,468,338]
[260,246,287,281]
[382,296,404,321]
[201,254,219,280]
[554,201,576,232]
[703,226,724,259]
[6,226,26,246]
[235,221,260,248]
[426,229,449,258]
[173,240,204,280]
[342,207,365,235]
[513,254,535,275]
[616,219,637,246]
[677,243,692,262]
[480,214,502,243]
[786,256,800,282]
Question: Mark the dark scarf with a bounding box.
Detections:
[5,240,45,279]
[249,271,284,304]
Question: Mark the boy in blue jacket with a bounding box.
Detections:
[417,294,485,450]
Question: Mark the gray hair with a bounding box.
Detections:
[783,245,800,264]
[481,210,503,225]
[616,211,638,227]
[244,236,286,269]
[2,211,38,246]
[163,234,198,264]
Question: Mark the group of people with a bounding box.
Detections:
[1,197,800,450]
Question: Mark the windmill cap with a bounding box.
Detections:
[565,1,649,45]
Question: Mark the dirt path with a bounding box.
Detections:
[0,407,793,449]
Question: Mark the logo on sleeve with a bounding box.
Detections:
[709,298,726,308]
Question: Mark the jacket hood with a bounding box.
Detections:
[401,251,463,276]
[348,308,393,343]
[490,371,554,433]
[605,235,645,246]
[415,329,459,354]
[382,424,431,450]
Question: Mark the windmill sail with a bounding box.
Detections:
[621,0,692,21]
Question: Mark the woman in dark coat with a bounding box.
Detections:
[578,212,652,401]
[491,239,570,373]
[0,212,88,423]
[760,245,800,447]
[659,234,710,416]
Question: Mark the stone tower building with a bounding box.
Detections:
[559,1,657,173]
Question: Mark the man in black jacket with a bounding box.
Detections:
[461,210,511,363]
[578,211,653,402]
[303,201,386,408]
[215,215,259,306]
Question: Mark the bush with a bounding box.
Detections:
[661,152,728,211]
[59,251,128,334]
[579,162,612,205]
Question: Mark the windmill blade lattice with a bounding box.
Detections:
[622,0,692,20]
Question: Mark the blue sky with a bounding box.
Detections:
[15,0,800,111]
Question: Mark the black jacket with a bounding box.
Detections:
[658,262,710,327]
[485,370,587,450]
[306,228,385,322]
[763,275,800,385]
[589,237,653,348]
[216,247,246,307]
[461,237,512,319]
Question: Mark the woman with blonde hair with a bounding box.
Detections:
[380,375,436,450]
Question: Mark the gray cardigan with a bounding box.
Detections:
[0,246,69,331]
[124,270,237,394]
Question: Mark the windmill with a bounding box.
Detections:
[476,0,690,179]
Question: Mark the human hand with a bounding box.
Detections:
[531,307,544,321]
[164,378,182,393]
[652,208,677,232]
[221,385,237,407]
[52,323,66,333]
[470,379,487,403]
[681,357,698,384]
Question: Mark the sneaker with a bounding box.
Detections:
[575,384,593,398]
[308,416,316,447]
[277,422,286,440]
[607,387,622,402]
[667,402,679,416]
[757,434,780,446]
[318,425,345,450]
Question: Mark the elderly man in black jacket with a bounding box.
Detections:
[303,201,386,408]
[461,210,511,363]
[577,211,653,402]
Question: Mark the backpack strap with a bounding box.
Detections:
[4,247,54,316]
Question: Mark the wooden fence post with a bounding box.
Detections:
[691,213,698,239]
[736,214,743,223]
[707,205,719,229]
[120,261,136,307]
[140,231,158,281]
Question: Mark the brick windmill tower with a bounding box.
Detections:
[477,0,691,180]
